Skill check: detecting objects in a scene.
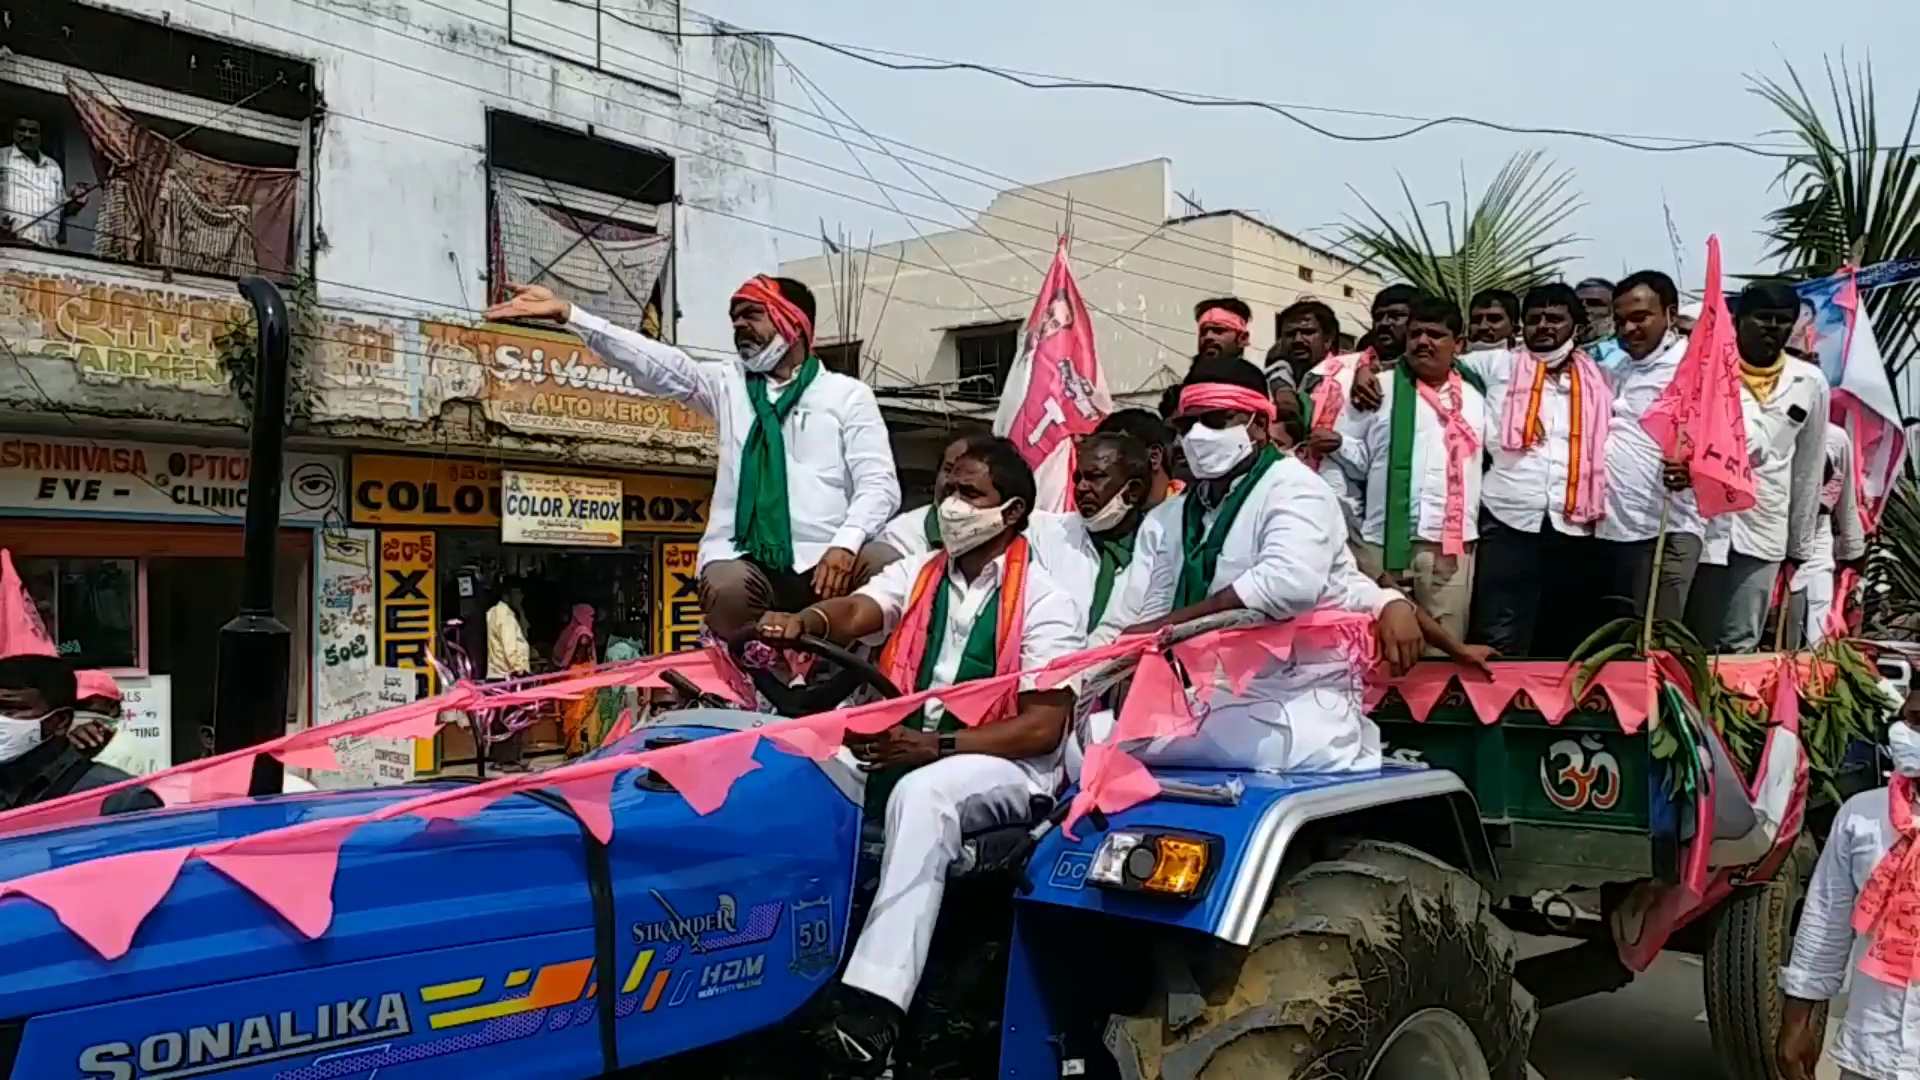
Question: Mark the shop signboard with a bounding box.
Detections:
[418,319,716,443]
[0,434,343,522]
[349,454,710,535]
[377,531,438,771]
[312,529,411,788]
[92,674,171,778]
[500,470,624,548]
[655,541,703,653]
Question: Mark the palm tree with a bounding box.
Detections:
[1338,151,1584,318]
[1754,59,1920,405]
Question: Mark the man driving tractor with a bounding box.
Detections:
[756,435,1083,1071]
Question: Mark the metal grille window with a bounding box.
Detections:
[490,170,673,338]
[952,322,1020,401]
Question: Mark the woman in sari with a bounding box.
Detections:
[552,604,597,757]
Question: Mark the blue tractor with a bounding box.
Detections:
[0,623,1529,1080]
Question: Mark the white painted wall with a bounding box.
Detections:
[95,0,777,357]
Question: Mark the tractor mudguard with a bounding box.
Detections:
[1021,765,1490,943]
[0,715,864,1079]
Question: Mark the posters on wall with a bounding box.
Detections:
[92,674,171,777]
[655,541,702,653]
[310,530,413,788]
[500,470,624,548]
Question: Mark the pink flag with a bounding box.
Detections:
[1640,237,1756,517]
[993,239,1110,512]
[1063,742,1161,840]
[0,550,57,658]
[200,822,353,938]
[642,733,763,815]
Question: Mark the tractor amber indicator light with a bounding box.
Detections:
[1143,836,1209,896]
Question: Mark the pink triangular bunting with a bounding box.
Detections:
[200,822,352,939]
[641,733,763,815]
[7,845,191,958]
[767,715,848,761]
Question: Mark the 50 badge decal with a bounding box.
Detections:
[790,896,835,980]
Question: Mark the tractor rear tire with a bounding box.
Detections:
[1704,838,1825,1080]
[1107,840,1536,1080]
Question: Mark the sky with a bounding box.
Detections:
[696,0,1920,297]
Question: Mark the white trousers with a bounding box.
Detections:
[1803,571,1837,647]
[841,754,1052,1011]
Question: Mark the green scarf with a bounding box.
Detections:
[734,356,821,570]
[1174,445,1282,609]
[1384,362,1487,574]
[922,502,944,549]
[1088,522,1139,630]
[866,566,1000,813]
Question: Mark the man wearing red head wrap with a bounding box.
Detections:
[486,280,901,644]
[1194,297,1252,362]
[1116,355,1424,776]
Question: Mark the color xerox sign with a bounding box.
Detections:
[499,470,623,548]
[349,455,709,535]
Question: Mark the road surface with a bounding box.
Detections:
[1524,938,1847,1080]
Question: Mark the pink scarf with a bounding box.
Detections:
[1854,772,1920,986]
[551,604,596,668]
[1309,349,1372,434]
[876,537,1031,725]
[1415,373,1480,556]
[1498,347,1611,525]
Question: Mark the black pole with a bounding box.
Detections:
[213,276,292,796]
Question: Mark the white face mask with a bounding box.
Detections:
[0,713,50,764]
[1889,721,1920,779]
[740,334,789,374]
[1533,339,1576,366]
[1180,423,1255,480]
[1081,489,1137,533]
[937,495,1012,556]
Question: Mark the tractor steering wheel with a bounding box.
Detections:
[744,633,903,718]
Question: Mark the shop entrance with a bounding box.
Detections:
[146,555,310,762]
[434,530,654,763]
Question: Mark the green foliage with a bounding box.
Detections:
[1338,151,1584,319]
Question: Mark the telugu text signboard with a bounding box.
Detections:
[349,454,711,534]
[0,435,343,521]
[377,531,438,774]
[500,470,624,548]
[420,320,716,442]
[655,541,703,653]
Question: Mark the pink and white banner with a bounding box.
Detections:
[994,239,1110,512]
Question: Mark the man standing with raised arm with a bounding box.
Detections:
[485,280,901,644]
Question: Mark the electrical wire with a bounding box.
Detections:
[160,0,1383,316]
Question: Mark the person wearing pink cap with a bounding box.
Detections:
[0,654,156,813]
[66,669,123,758]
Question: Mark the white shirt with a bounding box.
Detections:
[856,546,1086,782]
[567,308,901,572]
[1780,787,1920,1080]
[1330,372,1489,546]
[1303,353,1370,525]
[1459,347,1601,537]
[1596,334,1706,542]
[876,504,937,561]
[1129,452,1400,774]
[1796,424,1868,589]
[0,145,63,247]
[1726,358,1830,564]
[1025,510,1160,645]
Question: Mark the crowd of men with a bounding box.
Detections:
[1247,275,1861,658]
[477,264,1861,1073]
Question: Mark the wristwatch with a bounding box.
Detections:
[938,733,958,758]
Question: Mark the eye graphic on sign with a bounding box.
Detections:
[289,462,340,511]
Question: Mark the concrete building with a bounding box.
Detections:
[0,0,771,775]
[779,158,1384,437]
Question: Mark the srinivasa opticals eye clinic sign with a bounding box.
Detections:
[348,455,710,534]
[0,435,342,521]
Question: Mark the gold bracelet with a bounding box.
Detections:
[801,605,832,640]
